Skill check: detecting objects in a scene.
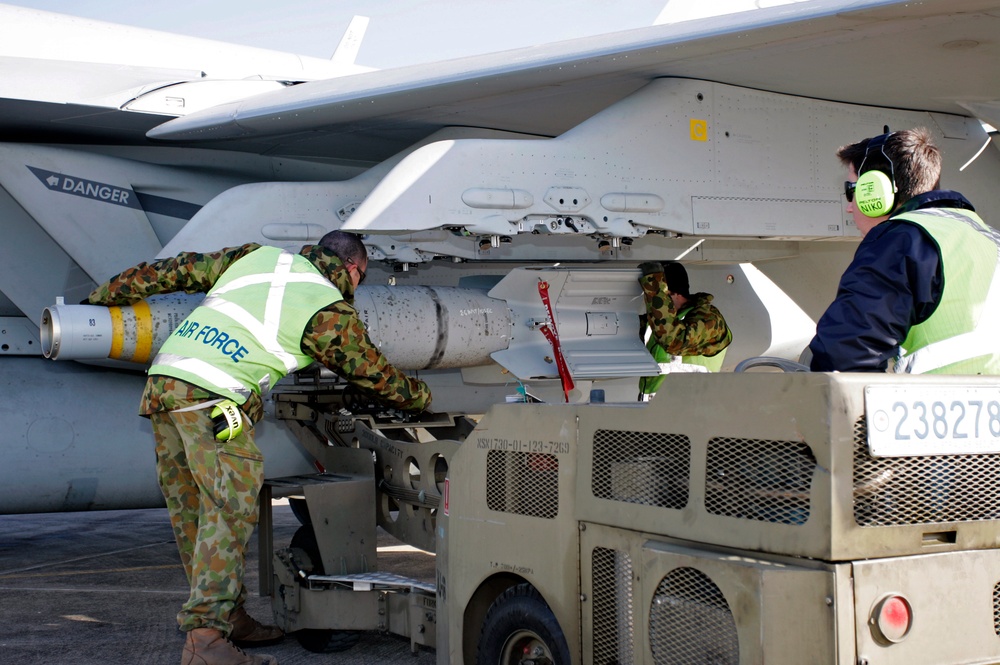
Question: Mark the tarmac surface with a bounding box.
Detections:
[0,503,438,665]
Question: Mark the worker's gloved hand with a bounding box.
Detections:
[637,262,664,276]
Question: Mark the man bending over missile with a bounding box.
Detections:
[87,230,432,665]
[636,260,733,397]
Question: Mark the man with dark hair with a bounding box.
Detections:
[636,260,732,395]
[809,126,1000,373]
[319,228,367,266]
[87,230,431,665]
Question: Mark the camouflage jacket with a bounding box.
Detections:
[88,243,432,419]
[639,273,732,358]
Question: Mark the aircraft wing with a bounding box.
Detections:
[147,0,1000,163]
[0,3,373,145]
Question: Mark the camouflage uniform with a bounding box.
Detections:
[150,404,262,634]
[639,272,732,359]
[639,271,732,394]
[89,242,431,636]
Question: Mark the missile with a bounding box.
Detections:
[41,268,657,380]
[41,293,201,363]
[355,285,511,369]
[41,287,512,370]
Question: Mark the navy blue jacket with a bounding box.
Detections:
[808,191,976,372]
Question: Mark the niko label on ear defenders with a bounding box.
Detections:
[855,128,898,218]
[855,169,896,216]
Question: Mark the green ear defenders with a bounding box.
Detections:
[211,400,244,442]
[854,130,897,218]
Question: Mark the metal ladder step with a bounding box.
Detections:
[308,571,436,593]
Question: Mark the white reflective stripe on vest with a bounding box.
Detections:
[210,252,335,297]
[900,273,1000,374]
[200,295,299,375]
[200,250,332,375]
[154,354,252,398]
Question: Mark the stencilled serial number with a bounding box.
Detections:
[475,437,569,454]
[489,561,534,575]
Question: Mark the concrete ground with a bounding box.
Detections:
[0,503,437,664]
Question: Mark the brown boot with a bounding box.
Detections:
[180,628,278,665]
[228,606,285,648]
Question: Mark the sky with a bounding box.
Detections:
[9,0,673,68]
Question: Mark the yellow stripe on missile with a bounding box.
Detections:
[108,306,124,360]
[132,299,153,364]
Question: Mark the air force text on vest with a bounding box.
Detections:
[174,320,250,362]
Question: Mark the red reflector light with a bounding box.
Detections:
[870,594,912,644]
[526,454,558,472]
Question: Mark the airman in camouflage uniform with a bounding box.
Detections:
[88,231,431,665]
[637,260,733,395]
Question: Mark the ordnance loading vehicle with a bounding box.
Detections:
[261,368,1000,664]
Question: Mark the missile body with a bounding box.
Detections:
[41,287,512,370]
[40,294,201,363]
[41,268,657,380]
[356,285,511,369]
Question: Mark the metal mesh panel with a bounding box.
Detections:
[853,417,1000,526]
[592,547,635,665]
[592,429,690,509]
[704,437,816,525]
[994,582,1000,637]
[485,450,559,519]
[649,567,739,665]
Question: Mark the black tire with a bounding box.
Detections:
[288,497,311,526]
[289,525,324,574]
[477,583,571,665]
[287,525,361,653]
[296,628,361,653]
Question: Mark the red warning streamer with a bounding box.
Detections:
[537,279,574,402]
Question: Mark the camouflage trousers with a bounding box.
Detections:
[149,407,262,636]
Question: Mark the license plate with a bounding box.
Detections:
[865,384,1000,457]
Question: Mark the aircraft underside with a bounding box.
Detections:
[4,76,1000,514]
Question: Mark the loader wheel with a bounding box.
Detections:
[288,497,311,526]
[477,583,570,665]
[289,525,324,574]
[296,628,361,653]
[288,526,361,653]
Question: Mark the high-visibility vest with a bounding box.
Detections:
[149,247,344,402]
[892,208,1000,375]
[639,305,731,394]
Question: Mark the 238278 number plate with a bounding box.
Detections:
[865,384,1000,457]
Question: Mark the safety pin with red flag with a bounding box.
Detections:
[536,279,574,402]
